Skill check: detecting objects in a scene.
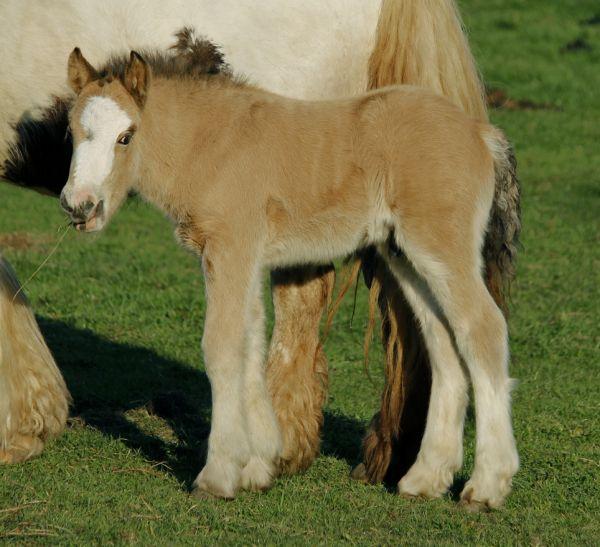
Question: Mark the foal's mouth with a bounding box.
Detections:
[70,200,105,232]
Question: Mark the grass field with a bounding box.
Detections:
[1,0,599,544]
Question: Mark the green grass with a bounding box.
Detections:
[1,0,599,543]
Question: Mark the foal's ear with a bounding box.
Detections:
[68,48,98,94]
[124,51,150,108]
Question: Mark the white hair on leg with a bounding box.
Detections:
[192,245,259,499]
[452,287,518,509]
[379,247,468,499]
[393,235,519,509]
[240,272,282,491]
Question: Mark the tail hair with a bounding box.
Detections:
[368,0,488,121]
[0,256,70,462]
[482,129,522,315]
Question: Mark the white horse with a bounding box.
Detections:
[0,1,516,509]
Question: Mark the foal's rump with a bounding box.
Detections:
[349,86,519,300]
[358,87,496,208]
[261,86,507,272]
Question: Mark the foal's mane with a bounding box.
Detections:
[97,27,243,89]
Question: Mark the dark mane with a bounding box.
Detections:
[2,28,230,196]
[99,28,231,83]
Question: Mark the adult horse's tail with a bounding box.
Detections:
[0,255,70,463]
[355,0,494,485]
[368,0,488,121]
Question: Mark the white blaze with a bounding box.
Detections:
[71,96,132,198]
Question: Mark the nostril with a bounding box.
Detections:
[60,193,74,214]
[82,200,96,217]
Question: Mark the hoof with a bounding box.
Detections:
[458,496,491,513]
[350,463,369,483]
[190,486,233,501]
[0,435,45,464]
[397,463,454,500]
[192,462,240,500]
[459,486,493,512]
[399,491,422,501]
[459,478,510,511]
[240,457,276,492]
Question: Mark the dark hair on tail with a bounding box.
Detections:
[483,129,522,316]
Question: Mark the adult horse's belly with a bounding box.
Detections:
[0,0,381,167]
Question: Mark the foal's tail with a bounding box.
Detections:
[482,129,522,314]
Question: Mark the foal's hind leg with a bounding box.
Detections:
[240,276,282,491]
[395,237,518,509]
[450,283,519,510]
[378,246,468,499]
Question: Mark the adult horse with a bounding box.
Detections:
[0,0,506,501]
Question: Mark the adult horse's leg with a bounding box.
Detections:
[267,265,334,475]
[0,256,70,463]
[355,0,491,484]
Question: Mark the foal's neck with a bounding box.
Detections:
[134,76,251,221]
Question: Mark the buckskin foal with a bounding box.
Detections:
[59,49,520,509]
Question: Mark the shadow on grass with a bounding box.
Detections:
[38,317,372,488]
[38,316,211,486]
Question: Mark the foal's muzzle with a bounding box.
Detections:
[60,190,105,232]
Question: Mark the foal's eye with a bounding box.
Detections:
[117,131,133,146]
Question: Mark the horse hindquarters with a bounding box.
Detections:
[0,256,70,463]
[358,0,491,485]
[380,159,518,508]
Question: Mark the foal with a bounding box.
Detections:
[61,49,519,508]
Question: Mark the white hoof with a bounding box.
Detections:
[240,456,277,492]
[191,459,242,500]
[398,459,457,499]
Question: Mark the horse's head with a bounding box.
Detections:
[61,48,150,232]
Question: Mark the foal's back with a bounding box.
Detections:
[153,78,491,206]
[145,77,494,266]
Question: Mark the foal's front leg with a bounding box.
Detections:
[192,247,256,499]
[240,276,282,491]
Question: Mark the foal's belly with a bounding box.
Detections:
[264,211,392,269]
[265,237,360,269]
